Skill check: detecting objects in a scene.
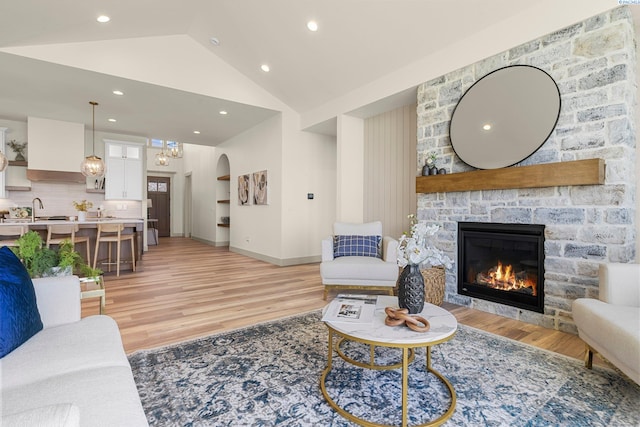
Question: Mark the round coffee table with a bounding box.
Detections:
[320,296,457,427]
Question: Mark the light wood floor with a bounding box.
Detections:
[82,237,602,368]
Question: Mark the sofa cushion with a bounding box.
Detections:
[320,256,398,285]
[2,366,148,427]
[333,235,381,258]
[0,246,43,358]
[0,315,131,389]
[3,403,79,427]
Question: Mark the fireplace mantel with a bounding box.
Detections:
[416,158,604,194]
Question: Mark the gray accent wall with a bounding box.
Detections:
[416,6,637,333]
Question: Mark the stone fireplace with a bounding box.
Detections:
[458,222,545,313]
[416,7,637,333]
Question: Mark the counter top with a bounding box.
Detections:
[0,218,144,226]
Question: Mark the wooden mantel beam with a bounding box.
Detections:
[416,158,605,194]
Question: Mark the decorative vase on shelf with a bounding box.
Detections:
[14,152,25,162]
[77,211,87,222]
[429,166,438,175]
[397,263,425,314]
[421,162,430,176]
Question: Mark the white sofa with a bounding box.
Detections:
[1,275,149,427]
[320,221,399,300]
[572,263,640,385]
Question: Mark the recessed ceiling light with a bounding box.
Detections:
[307,21,318,32]
[108,118,117,122]
[210,37,220,46]
[97,15,110,23]
[483,124,492,131]
[261,64,270,73]
[193,130,201,134]
[112,90,124,96]
[219,110,228,115]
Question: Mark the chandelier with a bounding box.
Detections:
[155,141,170,166]
[80,101,106,177]
[168,141,183,158]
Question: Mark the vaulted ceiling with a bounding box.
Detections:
[0,0,624,145]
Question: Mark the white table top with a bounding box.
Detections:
[324,295,457,346]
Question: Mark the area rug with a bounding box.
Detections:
[129,311,640,426]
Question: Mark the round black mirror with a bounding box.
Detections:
[449,65,561,170]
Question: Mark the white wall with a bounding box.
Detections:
[280,111,336,261]
[203,111,336,265]
[215,115,284,260]
[182,144,217,244]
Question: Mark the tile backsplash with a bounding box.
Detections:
[1,181,142,219]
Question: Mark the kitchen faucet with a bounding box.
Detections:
[32,197,44,222]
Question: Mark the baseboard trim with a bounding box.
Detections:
[229,246,320,266]
[191,237,229,247]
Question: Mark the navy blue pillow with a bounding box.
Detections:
[333,235,382,258]
[0,246,43,358]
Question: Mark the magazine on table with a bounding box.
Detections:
[321,294,378,324]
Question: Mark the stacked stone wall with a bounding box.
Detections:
[416,7,637,333]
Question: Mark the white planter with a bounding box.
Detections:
[77,211,87,222]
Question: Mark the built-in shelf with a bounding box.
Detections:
[86,189,105,194]
[8,160,28,167]
[217,175,230,181]
[217,199,230,204]
[6,185,31,192]
[416,159,604,194]
[217,223,230,228]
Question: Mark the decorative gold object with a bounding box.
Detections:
[384,306,430,332]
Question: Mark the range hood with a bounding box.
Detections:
[26,117,86,183]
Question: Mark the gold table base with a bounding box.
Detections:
[320,328,456,427]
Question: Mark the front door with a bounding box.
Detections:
[147,176,171,237]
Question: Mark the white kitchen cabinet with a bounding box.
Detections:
[105,140,143,200]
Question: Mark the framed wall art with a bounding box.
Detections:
[252,170,268,205]
[238,174,251,205]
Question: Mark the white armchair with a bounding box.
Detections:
[320,221,399,300]
[572,263,640,384]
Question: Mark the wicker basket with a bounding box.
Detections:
[421,266,445,306]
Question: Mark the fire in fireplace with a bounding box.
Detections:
[458,222,545,313]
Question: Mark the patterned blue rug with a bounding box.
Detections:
[128,311,640,426]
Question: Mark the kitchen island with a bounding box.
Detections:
[0,218,145,270]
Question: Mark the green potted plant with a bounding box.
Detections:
[11,231,102,278]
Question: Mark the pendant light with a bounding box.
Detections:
[168,141,183,158]
[81,101,106,177]
[154,141,170,166]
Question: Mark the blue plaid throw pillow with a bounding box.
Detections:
[333,235,382,258]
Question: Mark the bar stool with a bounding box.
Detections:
[0,225,27,247]
[93,223,136,277]
[46,224,91,263]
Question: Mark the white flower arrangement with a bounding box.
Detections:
[397,217,453,269]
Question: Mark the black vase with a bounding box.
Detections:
[421,163,430,176]
[397,264,425,314]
